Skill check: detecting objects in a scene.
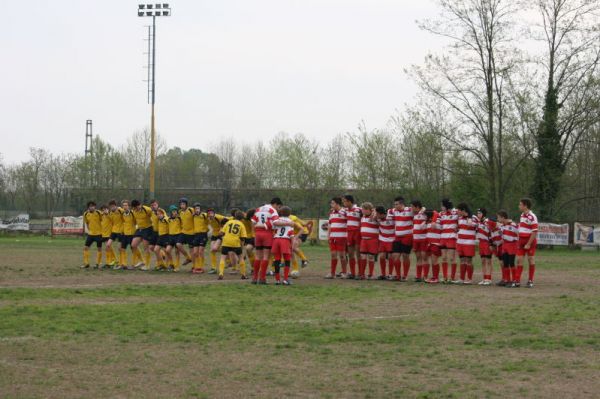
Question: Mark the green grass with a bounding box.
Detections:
[0,237,599,398]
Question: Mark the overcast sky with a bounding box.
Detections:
[0,0,445,164]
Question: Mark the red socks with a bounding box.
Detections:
[379,257,386,276]
[259,260,269,280]
[451,263,457,280]
[394,259,401,278]
[466,264,473,280]
[432,263,440,279]
[416,264,422,279]
[402,259,410,278]
[516,265,524,282]
[252,259,260,281]
[442,262,448,279]
[459,263,466,280]
[528,264,535,281]
[283,264,290,280]
[330,258,338,275]
[349,258,356,276]
[358,259,366,277]
[368,260,374,277]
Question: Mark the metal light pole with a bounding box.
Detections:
[138,3,171,199]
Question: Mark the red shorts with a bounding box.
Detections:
[427,244,441,257]
[517,239,537,256]
[254,230,274,249]
[395,235,413,246]
[479,241,493,257]
[413,240,428,252]
[347,230,361,247]
[456,244,475,258]
[378,241,393,253]
[440,238,456,249]
[502,242,517,256]
[359,238,378,255]
[329,237,347,252]
[271,238,292,260]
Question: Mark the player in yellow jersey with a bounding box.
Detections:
[178,198,195,270]
[191,203,209,274]
[131,199,154,270]
[99,205,114,268]
[166,205,192,271]
[240,208,256,275]
[107,199,123,270]
[217,211,247,280]
[289,214,313,277]
[82,201,103,269]
[149,199,168,270]
[206,208,225,274]
[154,209,171,270]
[118,200,137,270]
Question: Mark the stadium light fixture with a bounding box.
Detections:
[137,3,171,199]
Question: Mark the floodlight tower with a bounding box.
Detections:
[138,3,171,199]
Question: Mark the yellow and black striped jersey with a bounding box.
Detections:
[179,208,195,235]
[242,219,254,238]
[157,218,169,236]
[151,208,165,232]
[132,205,153,229]
[109,208,124,234]
[208,214,225,235]
[167,216,182,235]
[83,209,102,236]
[222,219,247,248]
[193,212,209,233]
[101,214,112,238]
[122,211,136,236]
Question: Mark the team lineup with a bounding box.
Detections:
[81,195,539,287]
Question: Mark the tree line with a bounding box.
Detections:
[1,0,599,221]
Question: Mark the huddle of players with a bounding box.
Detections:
[81,197,312,284]
[326,195,539,288]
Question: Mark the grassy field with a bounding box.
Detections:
[0,236,599,398]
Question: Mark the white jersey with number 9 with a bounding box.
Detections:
[273,217,294,239]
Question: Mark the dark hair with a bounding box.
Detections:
[497,210,509,219]
[441,198,453,209]
[520,198,532,209]
[234,211,244,220]
[411,199,422,208]
[131,199,141,207]
[230,208,240,217]
[457,202,471,216]
[279,206,292,217]
[179,197,188,205]
[343,194,354,203]
[331,197,343,206]
[149,199,158,205]
[86,201,96,207]
[100,204,108,210]
[108,199,117,206]
[270,197,283,206]
[424,209,434,220]
[394,196,405,204]
[193,202,201,208]
[245,208,255,220]
[477,208,487,217]
[375,206,387,214]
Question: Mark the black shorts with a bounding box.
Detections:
[102,237,109,243]
[210,235,222,242]
[181,234,195,246]
[193,233,208,247]
[245,237,255,247]
[221,246,242,256]
[148,231,158,246]
[85,235,103,248]
[168,234,183,247]
[392,241,412,254]
[157,235,170,248]
[300,234,308,243]
[480,254,492,259]
[502,253,516,267]
[109,233,122,242]
[134,227,154,241]
[120,235,133,249]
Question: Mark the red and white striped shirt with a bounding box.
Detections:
[360,216,379,240]
[501,221,519,253]
[426,221,442,246]
[388,206,413,237]
[345,204,361,231]
[377,217,395,243]
[518,211,538,240]
[412,209,428,242]
[457,215,478,246]
[491,225,503,246]
[273,217,294,239]
[252,204,279,231]
[476,217,493,243]
[328,208,347,239]
[440,209,459,240]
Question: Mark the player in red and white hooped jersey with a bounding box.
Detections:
[455,203,477,284]
[342,195,362,279]
[475,208,494,286]
[424,210,442,283]
[251,197,294,284]
[411,200,428,282]
[439,199,459,283]
[270,206,301,286]
[497,210,519,287]
[325,197,348,279]
[388,196,414,281]
[490,220,506,285]
[517,198,538,288]
[358,202,378,279]
[375,206,395,280]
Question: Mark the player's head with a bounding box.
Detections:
[131,199,141,210]
[411,199,422,212]
[230,208,240,217]
[375,205,387,219]
[361,202,373,216]
[425,209,435,223]
[179,197,188,210]
[245,208,255,220]
[193,202,201,214]
[477,208,487,220]
[234,210,244,220]
[121,200,130,211]
[497,210,509,223]
[330,197,343,210]
[457,202,471,217]
[108,199,117,211]
[441,198,453,211]
[149,199,158,211]
[206,208,215,218]
[393,196,405,210]
[342,194,355,207]
[519,198,532,212]
[86,201,96,211]
[270,197,283,210]
[100,204,108,214]
[168,205,178,217]
[279,206,292,217]
[157,208,166,219]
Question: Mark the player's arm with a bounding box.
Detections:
[525,224,538,249]
[272,218,294,227]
